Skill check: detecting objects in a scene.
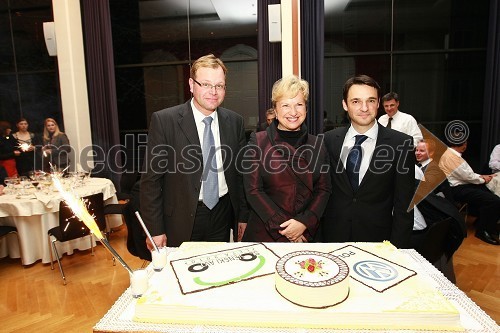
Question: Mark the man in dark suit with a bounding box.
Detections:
[140,54,248,248]
[321,75,415,248]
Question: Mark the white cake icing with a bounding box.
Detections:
[275,250,349,308]
[134,242,463,331]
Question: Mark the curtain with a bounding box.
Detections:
[258,0,282,127]
[300,0,324,135]
[481,0,500,165]
[81,0,121,190]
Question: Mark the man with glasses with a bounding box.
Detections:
[140,54,248,248]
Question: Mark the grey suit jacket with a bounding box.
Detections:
[321,124,415,248]
[140,101,248,246]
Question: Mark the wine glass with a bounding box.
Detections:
[40,175,53,194]
[19,176,30,195]
[4,177,18,194]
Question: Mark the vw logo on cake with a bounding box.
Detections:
[275,250,350,308]
[353,260,398,281]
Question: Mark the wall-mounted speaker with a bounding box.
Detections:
[268,4,281,43]
[43,22,57,56]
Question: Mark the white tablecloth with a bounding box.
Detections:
[93,248,499,333]
[0,177,122,265]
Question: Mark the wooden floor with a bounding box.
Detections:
[0,223,498,332]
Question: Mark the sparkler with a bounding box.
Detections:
[51,174,134,275]
[18,143,31,152]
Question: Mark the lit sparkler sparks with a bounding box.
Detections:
[51,173,133,274]
[18,143,31,152]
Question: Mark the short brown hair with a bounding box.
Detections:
[190,54,227,79]
[342,75,381,103]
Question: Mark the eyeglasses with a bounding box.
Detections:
[192,78,226,92]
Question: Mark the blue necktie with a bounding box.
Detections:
[346,135,368,191]
[202,117,219,209]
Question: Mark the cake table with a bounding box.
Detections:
[93,246,499,333]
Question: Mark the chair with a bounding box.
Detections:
[48,193,107,285]
[437,181,469,221]
[415,217,452,264]
[117,171,139,201]
[0,225,24,265]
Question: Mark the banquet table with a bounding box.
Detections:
[0,177,122,265]
[93,247,499,333]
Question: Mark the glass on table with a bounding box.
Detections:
[4,177,19,194]
[130,269,149,298]
[40,175,53,194]
[151,247,168,272]
[19,176,30,195]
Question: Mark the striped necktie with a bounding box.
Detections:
[201,117,219,209]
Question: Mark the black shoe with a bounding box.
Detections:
[475,230,500,245]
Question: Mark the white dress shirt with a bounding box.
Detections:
[439,148,484,187]
[340,122,379,186]
[379,110,423,147]
[489,144,500,173]
[191,99,229,200]
[413,165,427,230]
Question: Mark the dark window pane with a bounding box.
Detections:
[325,0,391,53]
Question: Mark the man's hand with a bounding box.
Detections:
[480,174,496,184]
[146,234,167,251]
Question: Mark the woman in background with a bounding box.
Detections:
[13,118,40,176]
[240,75,331,242]
[42,118,71,171]
[0,121,20,177]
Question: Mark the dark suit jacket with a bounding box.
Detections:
[321,124,415,248]
[241,123,331,242]
[140,100,248,247]
[414,188,466,259]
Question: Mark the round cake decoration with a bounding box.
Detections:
[275,250,349,308]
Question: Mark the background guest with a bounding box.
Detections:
[257,108,276,131]
[439,138,500,245]
[241,75,331,243]
[378,92,423,147]
[0,121,20,177]
[13,118,40,176]
[412,142,466,282]
[42,118,71,171]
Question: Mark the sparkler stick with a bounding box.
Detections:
[51,174,134,275]
[135,211,160,253]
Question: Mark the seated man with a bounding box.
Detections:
[439,139,500,245]
[412,147,466,282]
[414,141,466,245]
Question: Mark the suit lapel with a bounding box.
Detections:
[333,127,352,191]
[333,127,347,162]
[177,102,201,146]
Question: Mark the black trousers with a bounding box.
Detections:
[451,184,500,234]
[191,194,232,242]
